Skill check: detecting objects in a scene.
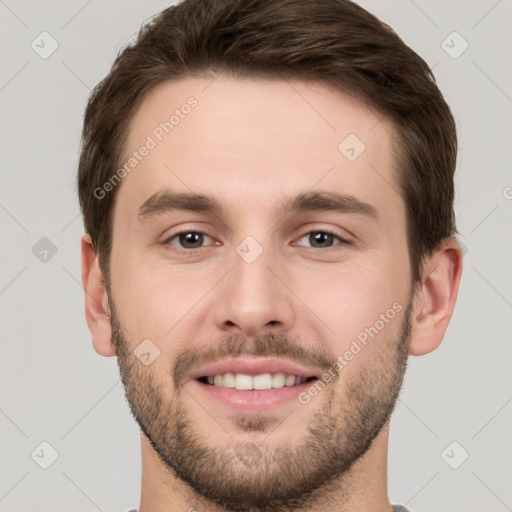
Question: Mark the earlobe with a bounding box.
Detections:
[409,238,463,356]
[81,233,116,357]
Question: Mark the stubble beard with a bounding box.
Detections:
[110,301,412,512]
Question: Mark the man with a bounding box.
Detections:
[78,0,463,511]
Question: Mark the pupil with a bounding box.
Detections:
[312,232,332,247]
[181,232,202,248]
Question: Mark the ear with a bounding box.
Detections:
[409,238,463,356]
[81,233,116,357]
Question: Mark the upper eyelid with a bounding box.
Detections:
[294,230,349,246]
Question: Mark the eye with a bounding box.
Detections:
[161,229,348,253]
[163,231,215,251]
[296,230,347,249]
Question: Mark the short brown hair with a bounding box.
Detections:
[77,0,457,285]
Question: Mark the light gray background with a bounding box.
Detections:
[1,0,511,511]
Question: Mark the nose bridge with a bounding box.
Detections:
[214,234,293,335]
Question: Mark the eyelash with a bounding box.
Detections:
[161,229,350,254]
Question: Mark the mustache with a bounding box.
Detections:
[173,333,337,388]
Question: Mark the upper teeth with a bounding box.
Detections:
[205,373,308,390]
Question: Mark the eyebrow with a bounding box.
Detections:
[136,189,379,223]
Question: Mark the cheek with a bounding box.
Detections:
[109,251,164,337]
[110,252,215,344]
[292,256,408,364]
[303,261,404,322]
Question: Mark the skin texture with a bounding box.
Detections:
[81,76,463,512]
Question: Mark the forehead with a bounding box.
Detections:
[114,75,401,224]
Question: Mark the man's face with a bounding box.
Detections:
[107,76,413,511]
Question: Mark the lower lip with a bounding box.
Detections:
[191,379,316,413]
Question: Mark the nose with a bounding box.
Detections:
[214,242,294,337]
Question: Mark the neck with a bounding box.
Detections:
[137,422,395,512]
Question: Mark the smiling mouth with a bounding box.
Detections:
[197,372,317,390]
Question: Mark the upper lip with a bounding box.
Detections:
[188,357,321,381]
